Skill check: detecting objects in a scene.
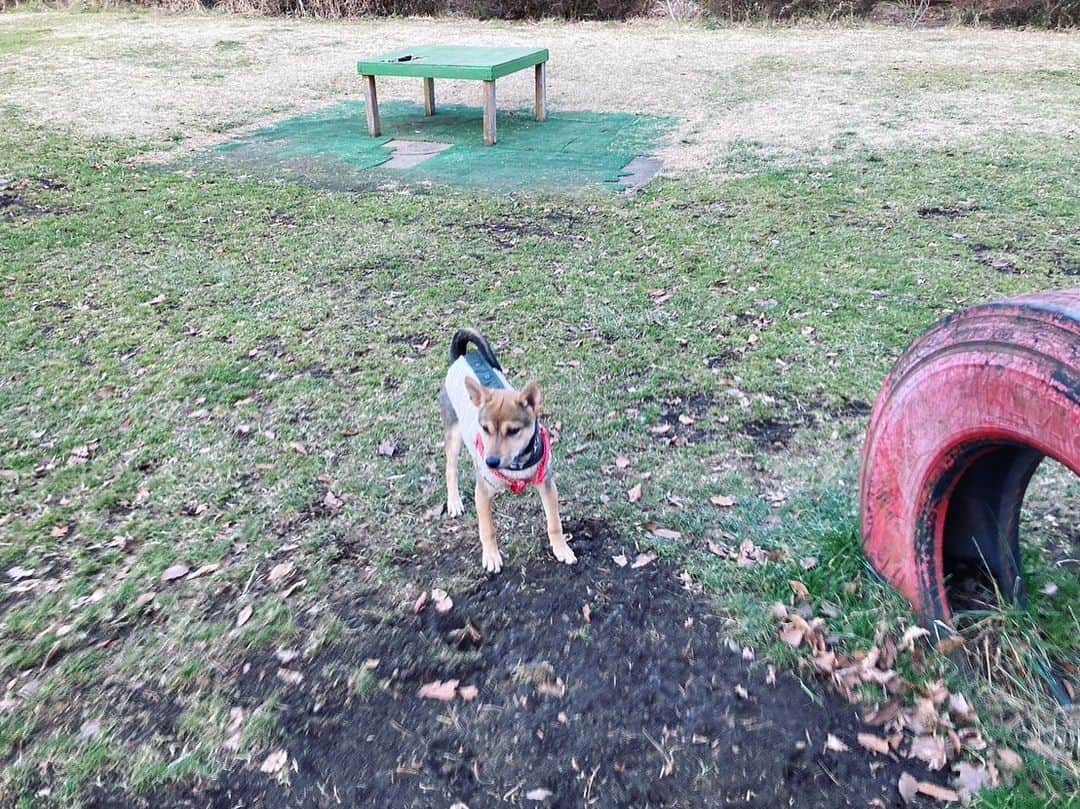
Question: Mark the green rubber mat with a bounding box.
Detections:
[190,101,675,194]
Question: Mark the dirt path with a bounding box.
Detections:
[1,11,1078,173]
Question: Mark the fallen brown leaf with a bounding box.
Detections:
[537,678,567,699]
[418,680,459,701]
[236,604,253,628]
[378,438,398,457]
[858,733,892,756]
[188,562,220,579]
[898,772,918,805]
[788,580,810,601]
[614,454,631,470]
[952,762,992,800]
[996,747,1023,775]
[160,564,189,583]
[612,554,628,567]
[631,552,657,569]
[627,483,642,503]
[431,588,453,614]
[644,524,681,541]
[277,668,303,686]
[908,734,948,770]
[825,734,849,753]
[710,495,736,508]
[413,590,429,614]
[916,781,960,803]
[323,490,344,511]
[778,620,806,648]
[268,562,294,583]
[458,685,478,702]
[259,749,288,774]
[900,625,930,650]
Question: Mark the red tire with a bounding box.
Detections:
[859,289,1080,622]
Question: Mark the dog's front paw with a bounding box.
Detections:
[482,547,503,574]
[446,492,465,518]
[551,541,577,565]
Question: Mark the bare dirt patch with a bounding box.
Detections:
[99,517,950,808]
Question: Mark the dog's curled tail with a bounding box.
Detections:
[449,328,502,371]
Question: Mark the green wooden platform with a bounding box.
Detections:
[357,46,549,146]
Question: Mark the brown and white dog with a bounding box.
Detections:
[439,329,575,573]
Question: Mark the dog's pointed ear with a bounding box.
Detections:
[464,376,487,408]
[519,381,542,414]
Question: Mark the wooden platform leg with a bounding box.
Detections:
[534,62,547,122]
[423,78,436,116]
[482,80,496,146]
[363,75,381,137]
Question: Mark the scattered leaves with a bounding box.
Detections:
[630,552,657,569]
[626,483,642,503]
[236,604,253,628]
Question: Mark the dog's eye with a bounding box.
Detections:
[506,427,520,437]
[481,425,492,435]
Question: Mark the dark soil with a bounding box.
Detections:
[742,399,871,451]
[916,204,977,220]
[971,244,1080,277]
[105,518,948,809]
[654,393,718,446]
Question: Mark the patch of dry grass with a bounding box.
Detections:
[0,10,1077,173]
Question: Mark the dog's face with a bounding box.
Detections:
[465,378,542,470]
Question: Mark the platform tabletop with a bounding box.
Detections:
[358,46,548,81]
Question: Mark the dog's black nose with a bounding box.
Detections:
[485,456,501,469]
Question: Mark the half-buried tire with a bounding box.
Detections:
[859,289,1080,623]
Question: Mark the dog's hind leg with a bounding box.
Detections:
[441,388,465,517]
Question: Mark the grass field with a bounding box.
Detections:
[1,9,1078,808]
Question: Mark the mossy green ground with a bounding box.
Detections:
[2,37,1079,809]
[199,101,675,192]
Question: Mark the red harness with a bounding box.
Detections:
[474,426,551,495]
